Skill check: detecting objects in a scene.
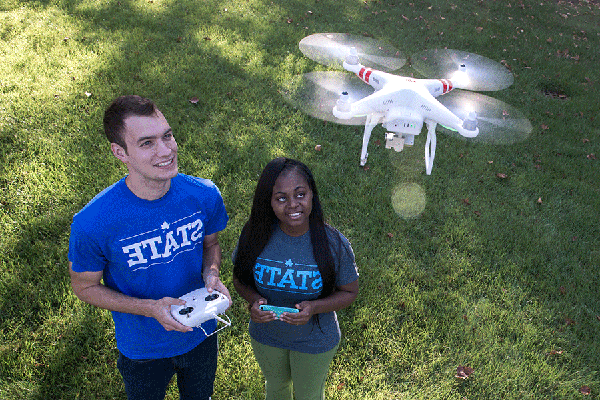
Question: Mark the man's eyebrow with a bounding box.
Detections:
[136,128,173,143]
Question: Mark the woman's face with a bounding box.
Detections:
[270,170,313,237]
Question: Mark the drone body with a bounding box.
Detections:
[335,55,479,173]
[334,60,470,134]
[286,33,532,174]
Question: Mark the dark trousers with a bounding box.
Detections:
[117,334,218,400]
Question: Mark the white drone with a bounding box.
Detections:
[284,33,532,174]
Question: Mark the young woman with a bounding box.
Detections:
[233,157,359,400]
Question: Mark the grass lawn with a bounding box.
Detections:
[1,0,599,399]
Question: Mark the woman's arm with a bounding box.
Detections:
[232,275,276,323]
[279,279,359,325]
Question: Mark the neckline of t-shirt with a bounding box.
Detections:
[118,175,176,207]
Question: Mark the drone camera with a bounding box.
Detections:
[385,132,404,152]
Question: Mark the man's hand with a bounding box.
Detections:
[149,297,194,333]
[69,262,194,333]
[204,273,233,308]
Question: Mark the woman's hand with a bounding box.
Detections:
[249,298,277,323]
[279,301,314,325]
[279,281,359,326]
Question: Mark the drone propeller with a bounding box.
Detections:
[299,33,407,72]
[436,90,532,145]
[411,49,514,91]
[281,71,374,125]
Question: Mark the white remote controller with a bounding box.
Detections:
[170,288,231,335]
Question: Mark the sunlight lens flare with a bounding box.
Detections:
[391,183,427,219]
[450,69,470,89]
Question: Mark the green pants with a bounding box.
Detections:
[250,338,339,400]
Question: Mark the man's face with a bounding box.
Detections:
[112,111,178,187]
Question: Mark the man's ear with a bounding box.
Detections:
[111,142,128,163]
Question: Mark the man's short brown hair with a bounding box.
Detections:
[103,95,158,151]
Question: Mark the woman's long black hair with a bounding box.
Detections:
[233,158,336,299]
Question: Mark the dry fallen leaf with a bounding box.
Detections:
[496,173,508,179]
[559,286,567,295]
[315,144,322,151]
[189,97,199,104]
[456,366,474,379]
[580,386,591,395]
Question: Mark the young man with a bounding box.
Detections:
[68,95,230,400]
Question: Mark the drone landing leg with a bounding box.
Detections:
[425,122,437,175]
[360,114,380,166]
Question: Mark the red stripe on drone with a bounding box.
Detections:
[439,79,453,94]
[358,68,372,83]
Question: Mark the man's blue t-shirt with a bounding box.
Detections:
[68,174,228,359]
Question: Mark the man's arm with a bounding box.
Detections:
[202,232,232,306]
[68,262,192,332]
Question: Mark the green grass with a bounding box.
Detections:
[1,0,599,398]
